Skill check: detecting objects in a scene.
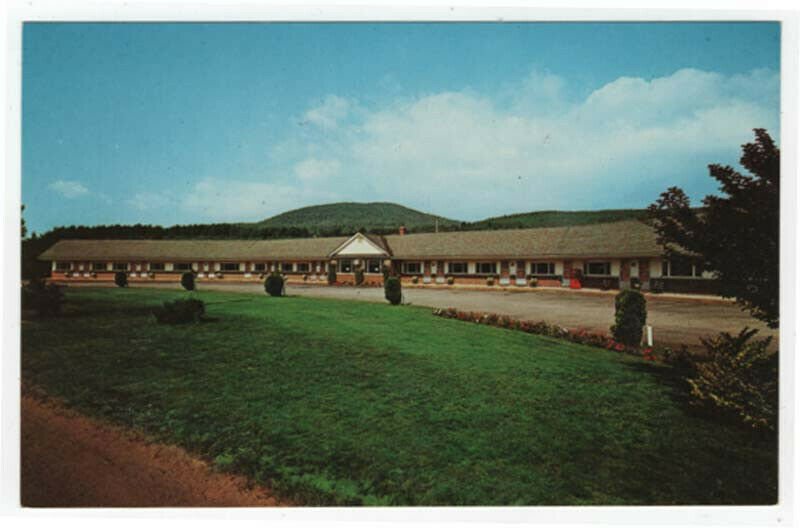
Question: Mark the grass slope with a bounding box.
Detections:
[22,288,776,506]
[468,209,648,230]
[253,202,459,232]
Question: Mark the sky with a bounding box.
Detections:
[22,22,780,234]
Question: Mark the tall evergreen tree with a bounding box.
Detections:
[648,129,779,327]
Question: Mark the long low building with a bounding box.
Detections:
[37,220,717,294]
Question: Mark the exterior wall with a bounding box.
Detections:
[46,255,720,294]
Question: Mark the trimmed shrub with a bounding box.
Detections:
[630,277,641,290]
[181,272,195,291]
[384,276,402,305]
[411,276,419,284]
[446,276,455,285]
[302,274,309,282]
[327,265,337,285]
[688,328,777,431]
[355,269,365,286]
[265,272,285,297]
[486,276,495,286]
[153,298,205,324]
[528,277,538,288]
[382,265,391,281]
[114,271,128,288]
[21,279,64,317]
[611,289,647,346]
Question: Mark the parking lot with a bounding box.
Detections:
[120,281,778,350]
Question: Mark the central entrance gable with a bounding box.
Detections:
[328,232,389,259]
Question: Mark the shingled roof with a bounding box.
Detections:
[38,220,663,262]
[384,220,662,259]
[38,236,348,261]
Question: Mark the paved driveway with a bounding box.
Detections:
[127,281,778,350]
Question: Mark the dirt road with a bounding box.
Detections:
[21,395,286,507]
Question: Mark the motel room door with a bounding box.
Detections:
[629,260,639,279]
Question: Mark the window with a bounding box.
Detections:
[340,259,353,273]
[449,262,468,274]
[585,261,611,276]
[221,262,240,272]
[281,262,294,273]
[401,261,421,274]
[297,262,310,272]
[112,262,128,271]
[149,262,165,271]
[367,259,381,273]
[664,259,704,277]
[254,263,266,272]
[174,263,192,271]
[92,262,106,271]
[55,261,70,271]
[476,262,497,275]
[532,262,556,275]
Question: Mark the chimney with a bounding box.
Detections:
[399,225,406,236]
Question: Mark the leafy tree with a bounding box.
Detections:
[648,129,779,328]
[21,205,27,238]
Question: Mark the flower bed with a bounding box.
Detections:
[432,307,656,359]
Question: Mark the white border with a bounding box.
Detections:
[2,2,798,527]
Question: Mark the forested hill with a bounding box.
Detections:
[470,209,648,230]
[253,202,459,233]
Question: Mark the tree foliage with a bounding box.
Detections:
[688,328,777,431]
[647,129,779,327]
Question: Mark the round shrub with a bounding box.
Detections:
[327,265,337,285]
[529,277,538,288]
[411,275,419,284]
[181,271,195,291]
[611,289,647,347]
[446,276,455,285]
[114,271,128,288]
[486,276,495,286]
[265,272,284,297]
[384,276,402,305]
[355,269,365,286]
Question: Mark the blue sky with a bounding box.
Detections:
[22,22,780,234]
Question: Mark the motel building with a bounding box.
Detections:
[38,220,718,294]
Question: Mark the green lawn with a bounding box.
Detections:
[21,287,777,505]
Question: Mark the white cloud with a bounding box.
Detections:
[302,95,352,129]
[275,67,778,220]
[47,180,89,199]
[181,178,341,222]
[126,192,173,211]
